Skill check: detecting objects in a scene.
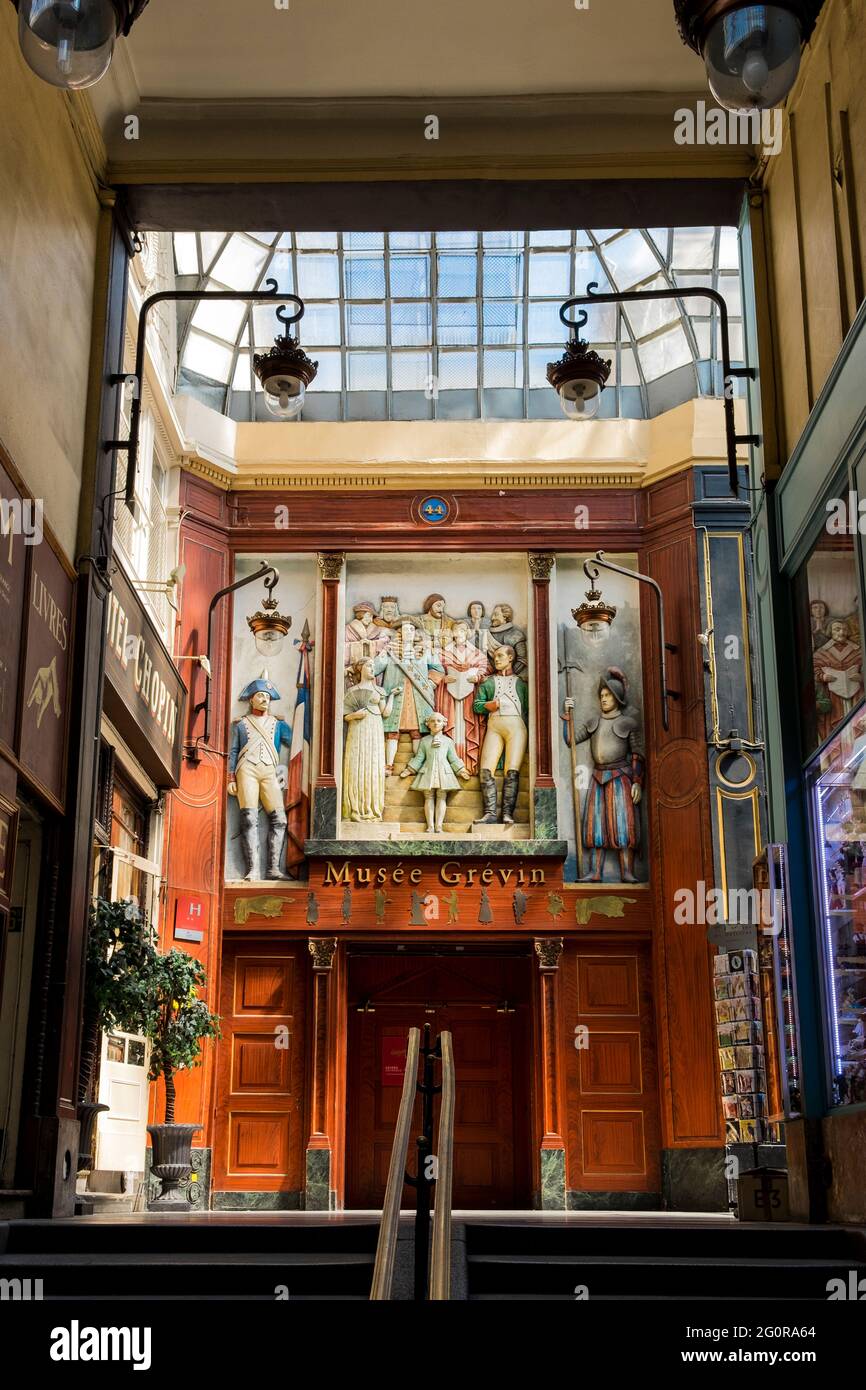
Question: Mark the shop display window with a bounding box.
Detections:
[794,531,863,760]
[808,705,866,1107]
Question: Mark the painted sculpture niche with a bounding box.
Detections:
[340,568,529,838]
[557,554,647,884]
[228,672,292,880]
[563,668,645,882]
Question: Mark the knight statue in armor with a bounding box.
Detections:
[228,672,292,881]
[564,666,644,883]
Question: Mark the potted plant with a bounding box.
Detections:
[143,948,220,1210]
[77,897,157,1175]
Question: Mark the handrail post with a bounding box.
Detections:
[410,1023,441,1301]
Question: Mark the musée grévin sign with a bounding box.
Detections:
[103,559,186,787]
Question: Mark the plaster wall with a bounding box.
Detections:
[0,8,99,561]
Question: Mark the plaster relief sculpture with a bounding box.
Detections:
[563,667,645,883]
[373,595,405,633]
[435,618,489,773]
[486,602,528,677]
[341,559,530,839]
[474,645,529,825]
[374,623,443,775]
[342,657,401,822]
[344,601,390,674]
[399,710,471,833]
[414,593,456,643]
[228,673,292,880]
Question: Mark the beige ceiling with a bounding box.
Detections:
[124,0,703,101]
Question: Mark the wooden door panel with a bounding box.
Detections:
[582,1110,647,1177]
[229,1112,291,1175]
[577,955,640,1015]
[213,944,305,1193]
[232,1032,291,1092]
[565,944,661,1194]
[579,1031,643,1094]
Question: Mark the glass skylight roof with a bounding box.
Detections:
[172,227,744,423]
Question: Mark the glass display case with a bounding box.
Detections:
[808,704,866,1107]
[754,844,801,1125]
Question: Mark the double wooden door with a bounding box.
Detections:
[346,955,531,1210]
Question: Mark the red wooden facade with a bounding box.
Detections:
[156,470,724,1209]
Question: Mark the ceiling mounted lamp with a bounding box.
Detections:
[545,314,612,422]
[10,0,150,90]
[674,0,825,110]
[253,303,319,421]
[247,570,292,657]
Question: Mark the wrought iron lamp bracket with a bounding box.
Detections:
[584,550,679,732]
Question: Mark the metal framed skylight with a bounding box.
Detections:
[172,226,743,423]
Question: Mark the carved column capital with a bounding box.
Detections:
[534,937,564,972]
[308,937,338,971]
[317,552,345,581]
[528,552,556,583]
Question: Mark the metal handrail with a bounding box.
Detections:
[369,1026,420,1301]
[429,1030,455,1301]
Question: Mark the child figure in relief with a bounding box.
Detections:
[400,711,471,833]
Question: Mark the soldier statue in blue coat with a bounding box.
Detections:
[228,671,292,880]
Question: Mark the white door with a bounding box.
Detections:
[96,1028,151,1174]
[94,846,161,1176]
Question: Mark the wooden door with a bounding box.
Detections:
[212,942,306,1195]
[563,944,662,1195]
[346,956,530,1209]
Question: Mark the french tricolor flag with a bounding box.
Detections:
[285,619,313,876]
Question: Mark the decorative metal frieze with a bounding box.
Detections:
[308,937,338,971]
[233,895,294,925]
[317,553,345,582]
[574,896,636,925]
[534,938,564,972]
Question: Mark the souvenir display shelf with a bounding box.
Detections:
[754,844,801,1123]
[808,704,866,1108]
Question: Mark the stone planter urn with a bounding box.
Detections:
[146,1123,201,1212]
[76,1101,110,1175]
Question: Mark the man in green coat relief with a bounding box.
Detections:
[473,644,529,825]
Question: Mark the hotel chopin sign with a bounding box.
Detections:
[103,561,186,788]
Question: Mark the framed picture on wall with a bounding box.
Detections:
[793,531,862,760]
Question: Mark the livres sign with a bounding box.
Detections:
[103,558,187,787]
[18,539,74,808]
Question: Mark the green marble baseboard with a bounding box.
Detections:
[305,838,568,859]
[567,1190,662,1211]
[211,1190,302,1211]
[539,1148,566,1209]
